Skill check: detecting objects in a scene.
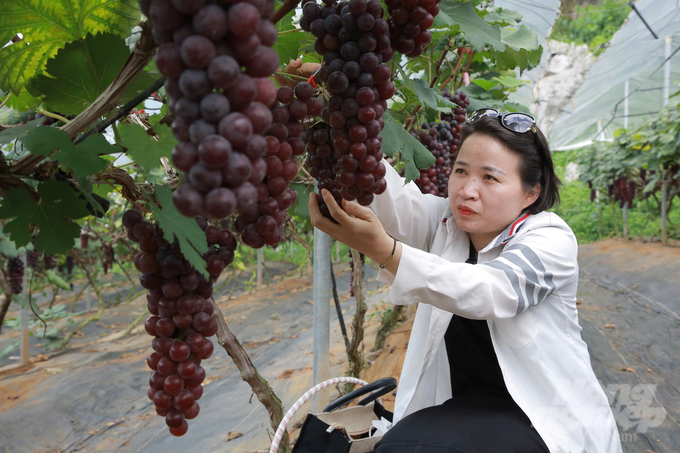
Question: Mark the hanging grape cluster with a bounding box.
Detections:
[232,84,319,247]
[385,0,438,57]
[66,256,75,275]
[44,255,55,271]
[440,89,469,156]
[140,0,279,221]
[80,231,90,250]
[123,209,236,437]
[26,250,41,269]
[608,176,637,209]
[7,257,24,294]
[300,0,393,212]
[410,123,453,197]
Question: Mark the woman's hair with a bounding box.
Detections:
[460,116,562,215]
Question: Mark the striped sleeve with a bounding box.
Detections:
[385,226,579,319]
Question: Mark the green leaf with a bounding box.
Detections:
[120,70,158,106]
[62,134,115,177]
[438,1,504,52]
[45,269,70,291]
[471,79,500,91]
[492,76,526,87]
[291,183,312,220]
[383,113,435,183]
[20,125,74,157]
[490,26,542,74]
[413,79,438,109]
[0,180,90,254]
[119,115,176,176]
[146,185,209,279]
[0,118,45,145]
[273,11,302,65]
[28,33,133,115]
[0,1,141,96]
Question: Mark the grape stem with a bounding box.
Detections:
[344,248,367,394]
[270,0,302,25]
[37,108,71,125]
[210,299,291,452]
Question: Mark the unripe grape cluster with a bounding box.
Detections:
[123,209,236,437]
[7,257,24,294]
[140,0,280,221]
[232,84,319,247]
[385,0,438,57]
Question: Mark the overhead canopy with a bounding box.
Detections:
[547,0,680,149]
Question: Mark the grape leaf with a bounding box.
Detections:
[146,185,209,279]
[438,1,504,52]
[290,183,313,230]
[0,118,45,145]
[273,10,302,65]
[412,79,457,110]
[27,33,132,115]
[0,0,140,96]
[119,115,176,176]
[66,134,116,176]
[383,113,435,183]
[0,180,90,254]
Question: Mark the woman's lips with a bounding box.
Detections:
[458,206,476,215]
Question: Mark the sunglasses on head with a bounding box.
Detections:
[466,108,537,134]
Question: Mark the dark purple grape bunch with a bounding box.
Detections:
[103,244,114,275]
[140,0,279,222]
[384,0,438,57]
[300,0,397,99]
[409,122,452,197]
[232,85,318,248]
[123,209,235,437]
[80,231,89,250]
[66,255,75,275]
[26,250,41,269]
[609,176,636,209]
[44,255,55,271]
[7,257,24,294]
[440,89,469,156]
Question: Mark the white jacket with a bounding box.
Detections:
[369,161,623,453]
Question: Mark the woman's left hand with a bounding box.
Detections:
[309,189,394,265]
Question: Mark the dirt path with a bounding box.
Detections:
[1,239,678,452]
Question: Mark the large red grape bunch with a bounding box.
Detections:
[139,0,280,220]
[123,209,236,437]
[610,176,636,209]
[232,84,320,247]
[440,89,469,156]
[300,0,393,207]
[44,255,55,270]
[80,231,90,250]
[385,0,438,57]
[7,257,24,294]
[410,122,452,197]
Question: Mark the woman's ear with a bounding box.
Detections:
[522,183,540,211]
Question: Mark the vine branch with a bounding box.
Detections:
[271,0,302,25]
[345,248,367,393]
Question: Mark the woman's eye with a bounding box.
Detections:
[485,174,497,181]
[454,168,464,174]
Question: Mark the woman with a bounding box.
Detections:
[309,110,623,453]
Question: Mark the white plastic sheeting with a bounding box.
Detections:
[548,0,680,149]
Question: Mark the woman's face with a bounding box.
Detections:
[448,133,539,246]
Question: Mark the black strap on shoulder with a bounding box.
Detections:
[465,237,477,265]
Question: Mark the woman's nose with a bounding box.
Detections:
[460,178,479,198]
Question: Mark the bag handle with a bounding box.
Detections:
[269,377,369,453]
[323,377,397,412]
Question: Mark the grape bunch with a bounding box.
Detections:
[440,89,469,156]
[609,176,636,209]
[300,0,393,208]
[26,250,41,269]
[7,257,24,294]
[80,231,89,250]
[103,244,115,275]
[140,0,280,221]
[44,255,55,271]
[66,255,74,275]
[410,122,453,196]
[123,209,236,437]
[385,0,438,57]
[232,84,320,247]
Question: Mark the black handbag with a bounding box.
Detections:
[290,377,396,453]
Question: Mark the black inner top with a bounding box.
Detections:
[443,237,511,398]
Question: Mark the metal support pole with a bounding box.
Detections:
[312,227,331,412]
[20,255,29,366]
[624,80,629,129]
[623,201,628,239]
[257,248,263,290]
[664,36,672,106]
[661,175,668,244]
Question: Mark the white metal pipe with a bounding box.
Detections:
[661,175,668,244]
[664,35,672,106]
[312,227,331,412]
